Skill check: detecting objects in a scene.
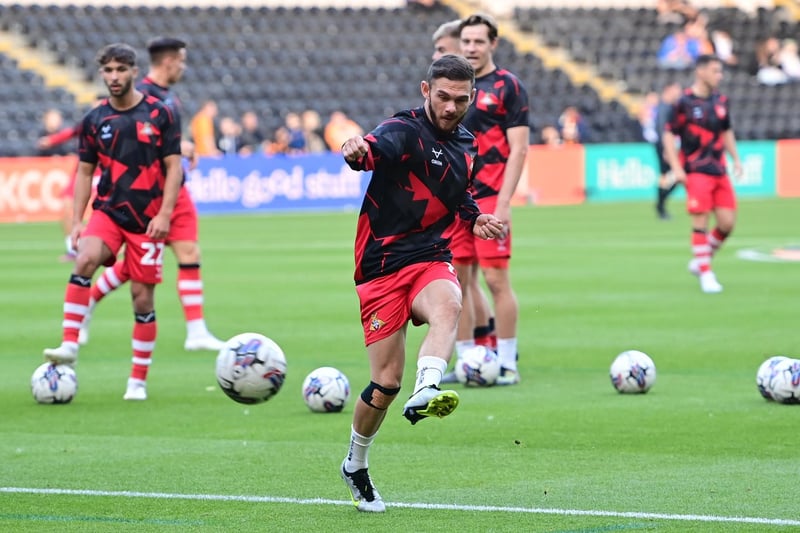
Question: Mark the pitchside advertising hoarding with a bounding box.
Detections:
[1,141,797,223]
[187,152,369,214]
[583,140,777,202]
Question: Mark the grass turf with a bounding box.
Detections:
[1,198,799,531]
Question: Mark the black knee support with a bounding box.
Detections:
[360,381,400,410]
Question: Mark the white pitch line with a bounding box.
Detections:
[1,487,799,527]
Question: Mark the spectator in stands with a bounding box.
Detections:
[779,39,800,81]
[558,106,589,144]
[711,30,738,67]
[657,20,701,69]
[324,111,364,151]
[540,125,562,146]
[656,0,698,25]
[756,36,789,86]
[432,19,462,61]
[238,111,266,155]
[37,109,73,156]
[266,126,291,155]
[190,100,220,156]
[216,116,240,156]
[301,109,327,153]
[284,112,306,153]
[639,90,660,144]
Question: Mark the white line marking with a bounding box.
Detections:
[1,487,798,526]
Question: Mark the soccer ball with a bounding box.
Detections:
[756,355,789,401]
[768,358,800,405]
[31,363,77,404]
[609,350,656,393]
[215,333,287,405]
[455,345,501,387]
[302,366,351,413]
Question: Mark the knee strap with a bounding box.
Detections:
[360,381,400,410]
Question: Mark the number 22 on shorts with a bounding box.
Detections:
[140,242,165,266]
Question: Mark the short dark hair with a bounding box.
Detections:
[96,43,137,67]
[427,54,475,86]
[147,36,187,63]
[459,13,498,42]
[695,54,722,68]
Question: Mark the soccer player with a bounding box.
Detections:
[432,19,501,379]
[339,55,504,512]
[662,55,742,294]
[79,37,225,351]
[432,19,461,61]
[451,13,530,385]
[43,43,183,400]
[652,81,682,220]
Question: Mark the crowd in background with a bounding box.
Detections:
[34,0,799,157]
[656,0,800,85]
[36,103,366,159]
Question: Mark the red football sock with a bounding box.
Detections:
[130,312,156,381]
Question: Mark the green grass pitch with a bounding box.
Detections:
[1,198,799,532]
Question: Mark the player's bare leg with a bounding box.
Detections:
[483,266,520,384]
[470,264,496,350]
[44,236,111,365]
[342,327,406,513]
[689,212,723,293]
[170,239,225,351]
[124,281,157,400]
[442,262,475,383]
[402,278,461,423]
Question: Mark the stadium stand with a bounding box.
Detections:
[515,5,800,140]
[0,2,797,155]
[0,2,642,156]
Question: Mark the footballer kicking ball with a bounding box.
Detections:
[455,345,501,387]
[216,333,287,405]
[756,355,789,401]
[31,363,78,404]
[610,350,656,393]
[768,357,800,405]
[302,366,351,413]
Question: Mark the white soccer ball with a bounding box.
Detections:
[756,355,789,401]
[302,366,351,413]
[216,333,287,405]
[455,345,501,387]
[768,358,800,405]
[31,363,78,404]
[610,350,656,393]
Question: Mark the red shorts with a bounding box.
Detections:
[83,210,166,284]
[444,218,477,265]
[685,173,737,214]
[449,196,512,269]
[356,261,460,346]
[167,186,198,243]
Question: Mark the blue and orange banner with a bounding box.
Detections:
[1,142,795,224]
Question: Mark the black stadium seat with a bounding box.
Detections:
[2,4,797,156]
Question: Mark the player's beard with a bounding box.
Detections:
[426,100,465,133]
[106,78,133,98]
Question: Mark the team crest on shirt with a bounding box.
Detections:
[692,107,703,119]
[138,122,154,136]
[480,92,498,107]
[369,313,385,332]
[714,105,726,119]
[100,124,112,140]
